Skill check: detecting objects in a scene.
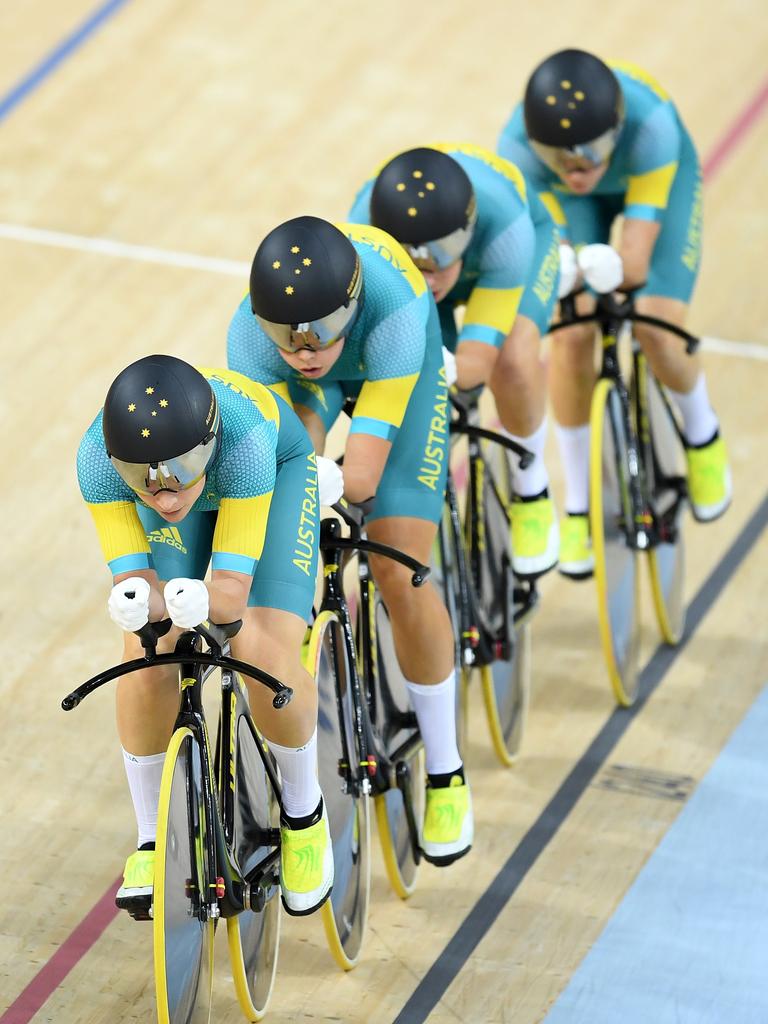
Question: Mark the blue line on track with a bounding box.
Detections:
[0,0,132,123]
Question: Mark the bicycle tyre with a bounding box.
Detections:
[370,595,424,900]
[473,441,532,763]
[154,727,214,1024]
[226,711,281,1020]
[310,610,371,970]
[641,364,687,644]
[590,378,642,706]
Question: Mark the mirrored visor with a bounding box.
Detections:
[256,291,363,353]
[109,431,219,495]
[530,124,621,175]
[403,212,477,272]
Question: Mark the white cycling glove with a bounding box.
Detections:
[108,577,151,632]
[316,455,345,506]
[442,346,458,387]
[164,578,209,629]
[558,244,579,299]
[578,243,624,294]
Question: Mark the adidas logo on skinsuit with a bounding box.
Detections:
[147,526,187,554]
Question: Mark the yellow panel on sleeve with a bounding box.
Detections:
[213,494,273,566]
[626,162,678,211]
[539,191,567,228]
[464,286,524,337]
[355,374,419,430]
[87,501,150,564]
[608,60,670,101]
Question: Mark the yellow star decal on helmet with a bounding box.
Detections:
[141,428,151,437]
[426,181,435,190]
[272,260,281,269]
[146,386,154,395]
[396,182,406,191]
[561,118,571,128]
[151,410,157,416]
[575,90,585,100]
[408,207,417,216]
[285,285,294,295]
[546,95,556,105]
[128,403,136,412]
[561,79,571,89]
[302,257,312,266]
[159,399,168,407]
[412,170,423,179]
[291,245,300,254]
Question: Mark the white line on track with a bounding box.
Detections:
[2,221,767,362]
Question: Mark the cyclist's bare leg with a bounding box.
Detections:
[634,296,700,392]
[489,315,546,436]
[365,515,454,684]
[232,606,318,747]
[117,629,182,755]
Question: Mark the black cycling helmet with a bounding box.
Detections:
[249,216,363,351]
[103,354,220,493]
[370,147,477,269]
[524,49,624,159]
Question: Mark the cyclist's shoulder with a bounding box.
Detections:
[76,410,133,504]
[200,367,281,439]
[340,222,429,316]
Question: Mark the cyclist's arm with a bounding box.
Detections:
[619,102,681,287]
[345,372,417,501]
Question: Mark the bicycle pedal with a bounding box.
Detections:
[116,894,153,921]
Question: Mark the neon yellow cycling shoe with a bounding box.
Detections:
[115,849,154,920]
[422,775,473,866]
[558,513,594,580]
[280,801,334,916]
[686,434,732,522]
[511,494,559,579]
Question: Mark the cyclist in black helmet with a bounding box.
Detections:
[229,216,473,867]
[500,50,731,578]
[350,143,562,579]
[77,355,333,918]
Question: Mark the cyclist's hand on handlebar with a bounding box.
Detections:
[164,578,209,629]
[108,577,151,632]
[558,243,579,299]
[317,455,345,505]
[578,244,624,294]
[442,345,458,386]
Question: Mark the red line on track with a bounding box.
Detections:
[4,72,767,1024]
[702,74,768,181]
[0,877,122,1023]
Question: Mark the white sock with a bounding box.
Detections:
[667,373,719,447]
[268,730,322,820]
[502,418,550,497]
[555,423,591,514]
[123,749,165,848]
[405,673,462,777]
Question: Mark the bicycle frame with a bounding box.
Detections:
[446,393,539,667]
[315,505,430,861]
[551,292,696,551]
[62,620,288,921]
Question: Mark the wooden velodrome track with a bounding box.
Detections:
[1,2,767,1021]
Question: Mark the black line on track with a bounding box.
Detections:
[394,491,768,1024]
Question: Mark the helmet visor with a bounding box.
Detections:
[403,209,478,272]
[109,431,219,495]
[257,294,362,353]
[530,124,621,175]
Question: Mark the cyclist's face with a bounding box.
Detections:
[277,337,346,379]
[559,160,609,194]
[422,259,463,302]
[142,476,206,522]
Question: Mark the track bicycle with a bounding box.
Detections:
[63,618,293,1023]
[549,289,695,706]
[306,498,434,970]
[430,390,539,766]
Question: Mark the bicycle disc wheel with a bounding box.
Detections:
[473,441,532,764]
[371,596,425,899]
[590,378,642,706]
[154,728,214,1024]
[226,713,281,1020]
[643,367,687,644]
[310,610,371,970]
